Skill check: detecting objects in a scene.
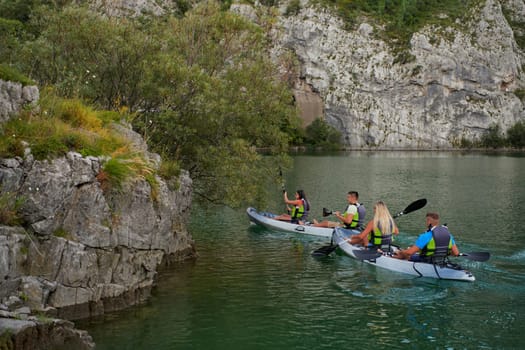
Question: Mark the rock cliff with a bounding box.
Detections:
[0,80,196,348]
[274,0,525,148]
[0,80,39,124]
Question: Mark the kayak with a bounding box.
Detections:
[246,207,336,239]
[332,228,476,282]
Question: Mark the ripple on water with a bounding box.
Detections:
[330,261,453,305]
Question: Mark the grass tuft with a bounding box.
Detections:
[0,63,34,86]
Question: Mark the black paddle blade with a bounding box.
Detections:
[459,252,490,262]
[322,208,333,217]
[312,244,338,256]
[353,250,383,260]
[394,198,427,218]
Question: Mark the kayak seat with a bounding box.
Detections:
[426,244,450,266]
[370,234,393,253]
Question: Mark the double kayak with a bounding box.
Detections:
[246,207,335,239]
[332,228,476,282]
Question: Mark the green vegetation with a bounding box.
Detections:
[479,124,505,149]
[97,153,154,193]
[514,88,525,101]
[0,189,24,226]
[315,0,477,56]
[0,1,307,207]
[502,4,525,51]
[507,121,525,148]
[0,90,129,160]
[285,0,301,16]
[0,63,33,86]
[0,329,13,350]
[53,227,70,239]
[304,118,342,150]
[457,121,525,149]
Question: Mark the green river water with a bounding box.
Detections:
[79,152,525,349]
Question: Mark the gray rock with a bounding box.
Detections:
[276,0,524,148]
[0,80,39,124]
[0,317,95,350]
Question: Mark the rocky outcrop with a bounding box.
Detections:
[0,315,94,350]
[0,81,195,347]
[0,80,39,124]
[274,0,525,148]
[0,151,195,319]
[89,0,176,17]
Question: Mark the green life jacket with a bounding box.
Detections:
[421,226,452,257]
[367,220,393,247]
[291,201,305,219]
[343,204,359,229]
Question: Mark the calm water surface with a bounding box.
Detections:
[80,152,525,349]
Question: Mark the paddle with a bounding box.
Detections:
[311,198,427,257]
[457,252,490,262]
[392,198,427,218]
[279,167,286,193]
[322,198,427,218]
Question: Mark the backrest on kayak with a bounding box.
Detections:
[357,203,366,230]
[422,225,453,266]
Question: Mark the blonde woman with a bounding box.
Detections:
[348,201,398,248]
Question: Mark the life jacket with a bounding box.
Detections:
[356,203,366,229]
[368,220,393,248]
[343,203,363,229]
[420,225,453,257]
[291,199,307,220]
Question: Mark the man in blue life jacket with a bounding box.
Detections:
[393,212,459,261]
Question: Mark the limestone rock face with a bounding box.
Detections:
[0,83,195,325]
[276,0,525,148]
[0,80,39,123]
[0,149,195,319]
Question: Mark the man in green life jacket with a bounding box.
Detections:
[313,191,365,230]
[393,212,459,261]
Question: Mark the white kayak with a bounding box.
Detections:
[246,207,336,239]
[332,228,476,282]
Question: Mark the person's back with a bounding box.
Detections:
[348,201,398,247]
[420,225,453,261]
[393,212,459,261]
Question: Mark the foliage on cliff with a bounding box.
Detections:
[316,0,480,60]
[0,0,300,207]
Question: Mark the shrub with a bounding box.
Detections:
[285,0,301,16]
[514,88,525,101]
[158,159,181,180]
[0,190,24,226]
[479,124,505,149]
[304,117,342,150]
[53,227,70,239]
[55,99,102,131]
[97,152,154,193]
[0,63,33,86]
[0,90,130,160]
[507,121,525,148]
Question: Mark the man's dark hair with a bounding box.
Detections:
[348,191,359,199]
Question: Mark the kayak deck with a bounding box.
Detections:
[246,207,335,238]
